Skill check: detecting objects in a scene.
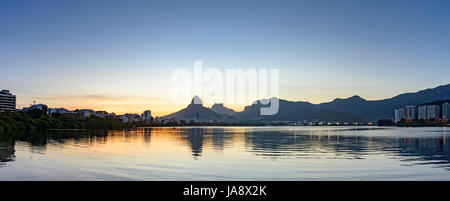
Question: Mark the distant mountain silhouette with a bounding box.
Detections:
[163,96,233,121]
[237,98,319,121]
[421,99,450,106]
[211,103,237,116]
[318,83,450,121]
[164,84,450,122]
[237,83,450,121]
[236,98,366,122]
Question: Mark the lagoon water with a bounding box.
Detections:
[0,126,449,180]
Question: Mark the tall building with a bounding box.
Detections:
[0,90,16,111]
[442,103,449,119]
[394,107,406,123]
[418,105,427,120]
[404,106,417,120]
[142,110,152,121]
[426,105,440,120]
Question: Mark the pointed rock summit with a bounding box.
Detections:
[191,95,203,105]
[164,83,450,122]
[163,95,226,120]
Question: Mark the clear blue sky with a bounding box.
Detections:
[1,0,449,115]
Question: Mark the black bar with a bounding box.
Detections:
[0,181,446,200]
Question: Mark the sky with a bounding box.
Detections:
[1,0,450,116]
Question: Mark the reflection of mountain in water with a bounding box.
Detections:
[244,128,450,169]
[211,128,226,150]
[1,128,450,171]
[181,128,205,158]
[176,127,235,158]
[245,130,371,158]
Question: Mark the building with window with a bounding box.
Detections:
[426,105,440,120]
[394,107,406,123]
[418,105,427,120]
[141,110,152,121]
[442,103,449,119]
[404,106,417,120]
[75,109,95,118]
[48,108,72,115]
[29,104,48,114]
[0,90,16,111]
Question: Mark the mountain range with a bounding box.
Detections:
[163,83,450,122]
[163,96,238,122]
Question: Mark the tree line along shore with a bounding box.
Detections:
[0,109,267,134]
[0,109,132,133]
[2,109,448,135]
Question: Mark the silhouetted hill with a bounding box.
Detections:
[236,83,450,122]
[236,98,365,122]
[211,103,237,116]
[319,84,450,120]
[419,99,450,106]
[163,84,450,123]
[163,96,224,120]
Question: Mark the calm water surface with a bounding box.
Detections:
[0,126,449,180]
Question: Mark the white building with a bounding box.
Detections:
[0,90,16,111]
[404,106,417,120]
[141,110,152,121]
[75,109,95,118]
[426,105,440,120]
[120,113,140,123]
[48,108,71,115]
[394,107,406,123]
[443,103,449,119]
[94,111,108,118]
[418,105,427,120]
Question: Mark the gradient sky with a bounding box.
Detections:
[1,0,450,116]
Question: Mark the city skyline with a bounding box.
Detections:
[1,0,450,116]
[4,82,450,119]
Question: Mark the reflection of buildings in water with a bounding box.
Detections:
[4,128,450,171]
[397,137,450,169]
[141,127,152,144]
[244,129,450,169]
[0,141,15,166]
[211,128,227,151]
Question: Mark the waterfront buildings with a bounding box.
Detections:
[405,106,417,120]
[49,108,116,118]
[28,104,49,114]
[94,111,108,117]
[394,107,406,123]
[400,104,443,122]
[426,105,440,120]
[48,108,72,115]
[443,103,449,119]
[397,104,442,122]
[418,105,427,120]
[119,113,141,123]
[75,109,95,118]
[141,110,152,121]
[0,90,16,111]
